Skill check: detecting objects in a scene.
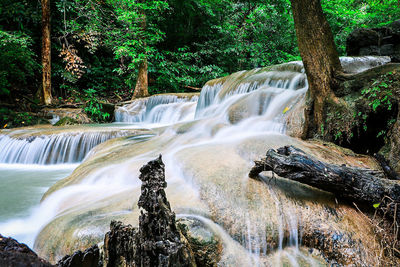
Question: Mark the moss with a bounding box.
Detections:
[322,69,400,154]
[54,117,80,126]
[177,218,222,267]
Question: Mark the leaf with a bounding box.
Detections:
[373,203,380,209]
[282,106,290,114]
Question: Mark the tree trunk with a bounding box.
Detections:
[41,0,52,105]
[132,6,149,99]
[132,59,149,99]
[249,146,400,226]
[290,0,343,138]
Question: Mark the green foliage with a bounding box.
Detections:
[322,0,400,55]
[0,30,38,96]
[0,108,48,129]
[361,74,394,113]
[82,88,110,122]
[1,0,399,109]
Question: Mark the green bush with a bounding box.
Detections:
[0,30,39,96]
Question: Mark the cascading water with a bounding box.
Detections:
[115,93,199,124]
[0,128,144,165]
[0,56,392,266]
[0,131,134,164]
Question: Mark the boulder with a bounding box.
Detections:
[40,108,91,125]
[53,117,79,126]
[57,245,100,267]
[346,22,400,62]
[0,234,54,267]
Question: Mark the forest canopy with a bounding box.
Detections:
[0,0,399,103]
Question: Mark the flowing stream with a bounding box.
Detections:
[0,56,391,266]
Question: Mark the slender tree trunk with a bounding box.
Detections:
[41,0,52,105]
[132,6,149,99]
[133,58,149,99]
[290,0,343,138]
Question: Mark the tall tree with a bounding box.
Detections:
[290,0,343,138]
[132,3,149,99]
[41,0,52,105]
[108,0,167,99]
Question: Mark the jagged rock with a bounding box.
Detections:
[57,245,100,267]
[0,234,54,267]
[103,221,136,267]
[103,156,196,267]
[135,155,195,267]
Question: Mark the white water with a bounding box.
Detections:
[0,56,390,265]
[0,131,134,164]
[115,94,199,124]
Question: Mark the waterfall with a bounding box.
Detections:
[115,94,199,123]
[0,56,392,265]
[0,131,133,165]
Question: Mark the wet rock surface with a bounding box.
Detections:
[40,108,92,125]
[0,234,54,267]
[177,217,222,267]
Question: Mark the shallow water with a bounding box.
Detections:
[0,164,76,221]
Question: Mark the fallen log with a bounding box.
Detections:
[374,153,400,181]
[249,145,400,225]
[183,85,202,92]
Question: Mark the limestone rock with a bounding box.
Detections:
[40,108,92,125]
[135,155,196,267]
[53,117,79,126]
[102,156,196,267]
[177,218,222,267]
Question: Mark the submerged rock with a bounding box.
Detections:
[0,234,53,267]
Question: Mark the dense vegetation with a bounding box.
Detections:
[0,0,399,124]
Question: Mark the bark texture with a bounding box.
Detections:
[132,5,149,99]
[290,0,343,138]
[41,0,52,105]
[132,59,149,99]
[249,146,400,225]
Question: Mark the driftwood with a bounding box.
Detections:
[249,146,400,225]
[375,153,400,181]
[183,85,202,92]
